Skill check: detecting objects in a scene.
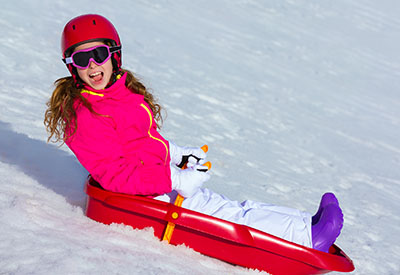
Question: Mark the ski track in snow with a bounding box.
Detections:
[1,0,400,274]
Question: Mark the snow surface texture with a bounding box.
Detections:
[1,0,399,274]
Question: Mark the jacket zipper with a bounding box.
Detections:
[140,103,169,164]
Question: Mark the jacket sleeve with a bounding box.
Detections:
[65,109,172,197]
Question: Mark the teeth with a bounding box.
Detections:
[90,72,102,77]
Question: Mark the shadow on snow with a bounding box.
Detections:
[0,120,88,208]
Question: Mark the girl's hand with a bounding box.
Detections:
[170,164,210,198]
[169,141,207,168]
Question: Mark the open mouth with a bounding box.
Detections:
[89,71,104,82]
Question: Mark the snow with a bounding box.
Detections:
[1,0,399,274]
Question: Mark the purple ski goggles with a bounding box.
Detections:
[63,45,121,69]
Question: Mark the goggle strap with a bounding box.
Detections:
[63,57,73,64]
[110,45,121,53]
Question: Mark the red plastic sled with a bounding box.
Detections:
[84,177,354,275]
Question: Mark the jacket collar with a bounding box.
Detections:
[81,72,127,98]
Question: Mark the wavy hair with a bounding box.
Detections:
[44,69,163,143]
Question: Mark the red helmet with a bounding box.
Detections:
[61,14,122,81]
[61,14,121,57]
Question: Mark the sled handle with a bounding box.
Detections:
[162,145,210,243]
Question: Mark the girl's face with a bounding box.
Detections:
[75,41,114,90]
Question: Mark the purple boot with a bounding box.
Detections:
[312,192,339,225]
[312,204,343,253]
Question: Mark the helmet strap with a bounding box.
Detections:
[69,65,85,89]
[106,52,122,87]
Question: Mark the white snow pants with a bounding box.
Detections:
[155,188,313,248]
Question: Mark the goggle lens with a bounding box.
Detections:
[63,45,121,69]
[73,46,109,68]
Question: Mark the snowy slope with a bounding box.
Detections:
[1,0,400,274]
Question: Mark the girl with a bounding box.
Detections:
[45,14,343,253]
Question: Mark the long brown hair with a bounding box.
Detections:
[44,69,163,143]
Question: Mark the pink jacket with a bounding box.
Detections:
[65,73,172,196]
